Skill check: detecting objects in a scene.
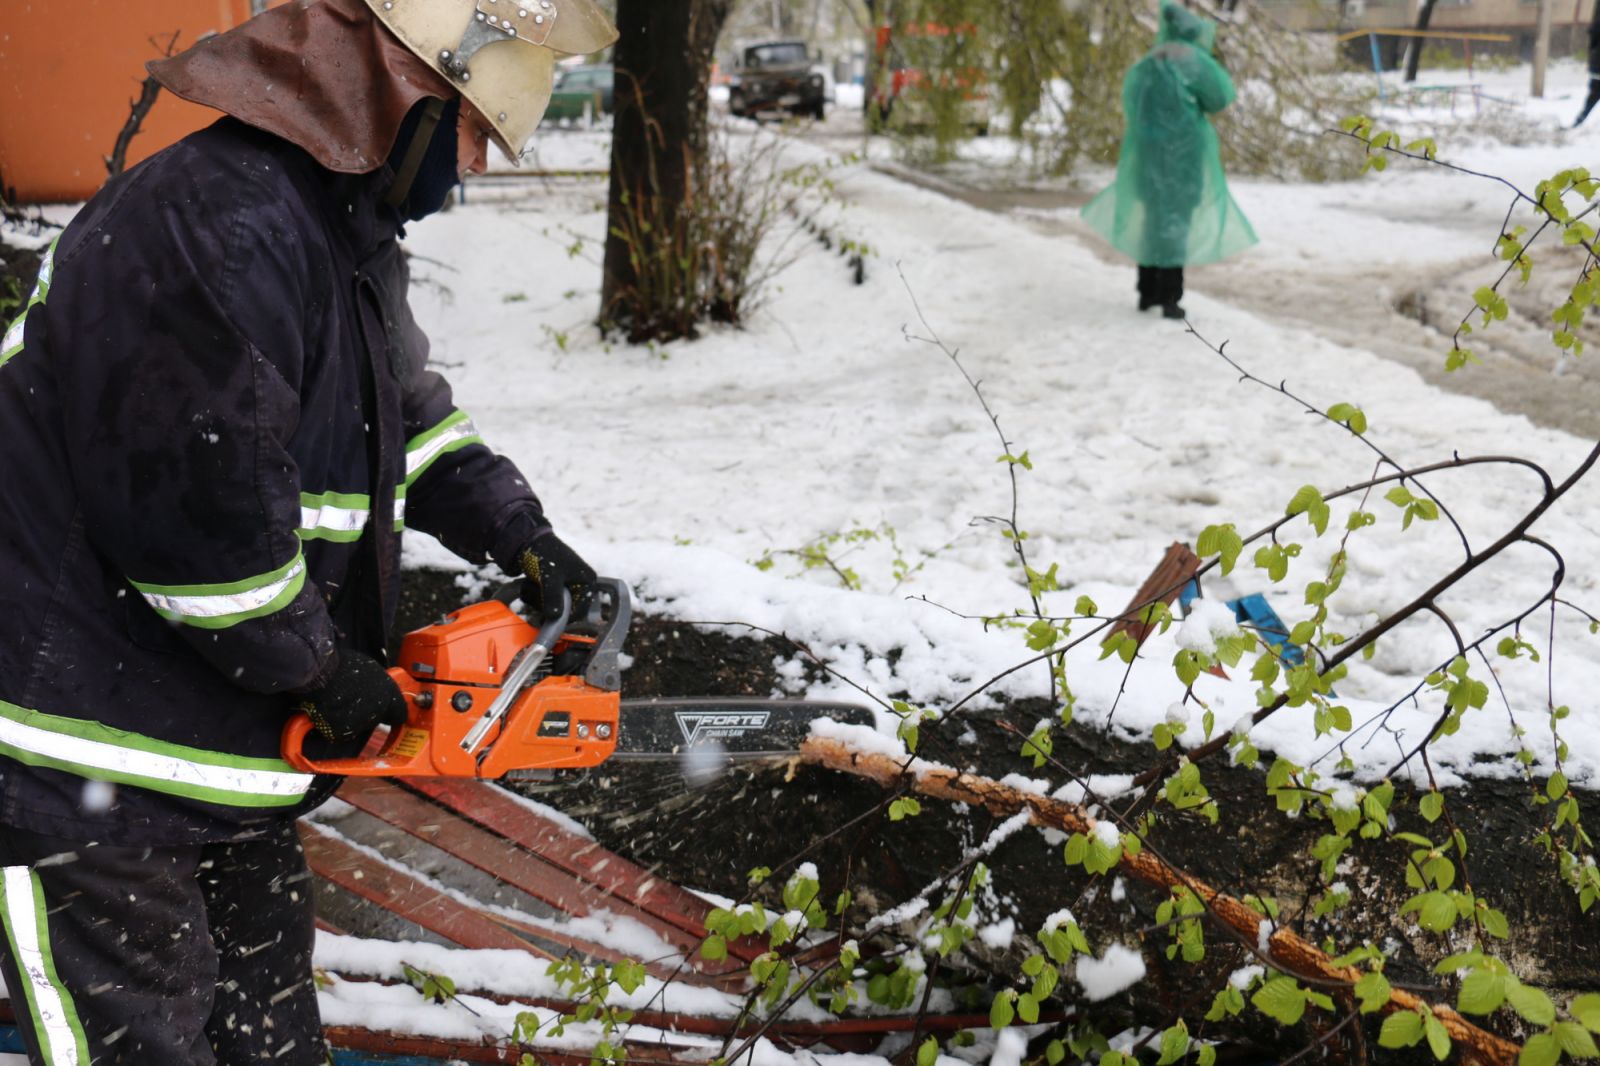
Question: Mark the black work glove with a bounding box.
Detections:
[517,530,597,622]
[296,651,409,743]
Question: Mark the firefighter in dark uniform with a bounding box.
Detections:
[0,0,616,1061]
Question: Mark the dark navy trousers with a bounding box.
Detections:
[0,821,327,1065]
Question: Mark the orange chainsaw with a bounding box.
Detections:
[281,577,874,779]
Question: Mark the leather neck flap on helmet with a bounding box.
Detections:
[148,0,458,175]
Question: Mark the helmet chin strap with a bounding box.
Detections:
[385,96,447,209]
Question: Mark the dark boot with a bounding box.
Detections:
[1576,78,1600,128]
[1162,302,1186,320]
[1136,266,1159,311]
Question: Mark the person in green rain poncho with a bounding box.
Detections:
[1081,1,1257,319]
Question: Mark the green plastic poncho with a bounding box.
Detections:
[1081,2,1257,267]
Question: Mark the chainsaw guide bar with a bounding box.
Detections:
[608,697,875,761]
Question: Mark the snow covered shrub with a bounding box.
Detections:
[601,124,826,343]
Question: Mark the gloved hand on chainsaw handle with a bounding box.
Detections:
[295,650,410,742]
[516,530,598,623]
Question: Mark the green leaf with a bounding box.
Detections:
[1355,971,1392,1014]
[1554,1022,1600,1058]
[1420,792,1444,823]
[1326,403,1368,434]
[1424,1012,1452,1060]
[1572,993,1600,1032]
[1084,831,1122,876]
[1458,969,1506,1015]
[989,991,1015,1030]
[1435,950,1486,975]
[1507,980,1557,1026]
[700,934,727,961]
[1419,892,1459,932]
[1251,976,1308,1026]
[1197,524,1243,574]
[1016,992,1040,1024]
[1548,772,1569,800]
[917,1038,939,1066]
[1378,1009,1425,1049]
[1519,1032,1561,1066]
[1287,485,1322,520]
[1155,1025,1190,1066]
[1404,136,1438,159]
[889,797,922,822]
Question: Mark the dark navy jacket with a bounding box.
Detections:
[0,118,547,844]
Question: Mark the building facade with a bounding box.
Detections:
[1259,0,1595,58]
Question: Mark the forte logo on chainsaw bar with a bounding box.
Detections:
[675,710,770,746]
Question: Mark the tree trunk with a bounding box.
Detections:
[1403,0,1438,83]
[863,0,879,117]
[599,0,733,337]
[1533,0,1555,97]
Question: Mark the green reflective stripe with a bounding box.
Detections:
[405,410,484,486]
[394,485,407,531]
[0,311,25,367]
[1,239,59,371]
[130,553,306,629]
[299,491,371,543]
[0,700,314,808]
[0,868,89,1066]
[32,238,58,304]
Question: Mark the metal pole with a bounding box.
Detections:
[1533,0,1555,97]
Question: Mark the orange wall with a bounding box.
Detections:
[0,0,272,204]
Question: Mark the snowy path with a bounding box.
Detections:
[829,62,1600,442]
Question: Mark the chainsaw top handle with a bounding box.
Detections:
[577,577,631,691]
[490,575,631,692]
[459,577,631,755]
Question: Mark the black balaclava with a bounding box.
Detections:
[385,95,463,223]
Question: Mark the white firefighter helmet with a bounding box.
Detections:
[364,0,618,161]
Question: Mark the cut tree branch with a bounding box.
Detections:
[800,737,1523,1066]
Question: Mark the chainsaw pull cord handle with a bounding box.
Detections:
[459,590,570,755]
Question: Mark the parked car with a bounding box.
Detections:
[728,40,827,121]
[544,64,614,124]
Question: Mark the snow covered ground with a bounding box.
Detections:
[399,57,1600,796]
